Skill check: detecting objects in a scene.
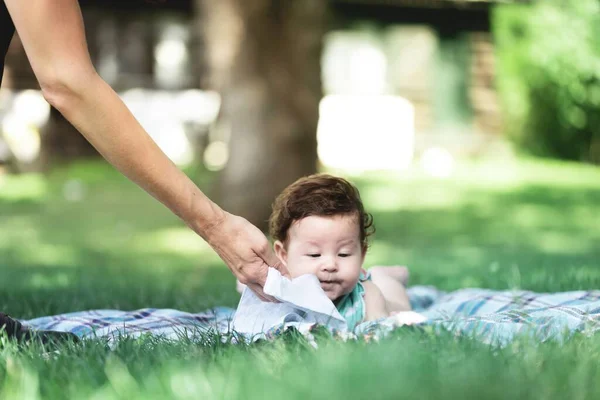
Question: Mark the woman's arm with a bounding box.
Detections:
[5,0,288,297]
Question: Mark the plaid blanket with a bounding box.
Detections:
[22,287,600,346]
[412,287,600,346]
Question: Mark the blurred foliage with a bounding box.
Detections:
[493,0,600,163]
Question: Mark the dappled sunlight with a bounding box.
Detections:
[0,220,38,245]
[0,90,49,164]
[367,239,497,289]
[351,161,600,291]
[344,160,525,196]
[0,262,236,317]
[28,271,73,290]
[420,147,455,178]
[0,222,80,267]
[130,227,219,259]
[509,159,600,189]
[509,204,567,229]
[2,116,41,163]
[203,140,229,172]
[356,158,600,216]
[61,179,87,203]
[0,173,48,202]
[0,2,599,394]
[120,89,221,167]
[1,90,51,127]
[0,158,597,314]
[154,21,191,89]
[360,158,600,192]
[361,181,467,212]
[0,88,221,168]
[535,231,596,255]
[15,244,80,268]
[364,241,407,267]
[322,30,388,95]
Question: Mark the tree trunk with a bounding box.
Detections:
[197,0,326,231]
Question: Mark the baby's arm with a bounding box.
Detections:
[363,281,390,321]
[369,267,412,312]
[363,281,427,326]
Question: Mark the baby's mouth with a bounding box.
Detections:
[319,280,337,290]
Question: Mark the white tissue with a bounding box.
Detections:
[232,268,348,336]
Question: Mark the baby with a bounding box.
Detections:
[239,173,412,329]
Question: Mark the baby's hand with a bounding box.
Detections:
[391,311,427,326]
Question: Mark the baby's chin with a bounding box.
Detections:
[325,292,338,301]
[323,286,354,302]
[318,285,339,301]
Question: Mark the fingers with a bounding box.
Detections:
[258,245,291,279]
[251,267,268,287]
[271,259,291,279]
[247,282,277,303]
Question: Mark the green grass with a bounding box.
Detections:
[0,157,599,399]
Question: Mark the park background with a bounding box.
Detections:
[0,0,599,398]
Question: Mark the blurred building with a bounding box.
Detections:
[0,0,213,170]
[328,0,508,158]
[0,0,513,170]
[2,0,198,91]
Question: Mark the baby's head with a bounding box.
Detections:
[269,174,374,301]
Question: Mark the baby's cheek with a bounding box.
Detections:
[289,261,311,279]
[347,268,361,286]
[289,268,303,279]
[337,277,356,296]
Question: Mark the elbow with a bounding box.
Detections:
[40,78,72,111]
[39,69,98,112]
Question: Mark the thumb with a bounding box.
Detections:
[260,246,291,279]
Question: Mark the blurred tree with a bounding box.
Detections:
[494,0,600,164]
[197,0,326,230]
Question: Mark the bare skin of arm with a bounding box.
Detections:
[366,271,427,326]
[363,280,390,321]
[4,0,288,299]
[369,267,412,312]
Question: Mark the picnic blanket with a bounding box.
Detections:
[23,286,600,347]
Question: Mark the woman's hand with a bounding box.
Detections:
[205,212,290,301]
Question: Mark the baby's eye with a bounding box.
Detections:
[308,254,321,258]
[338,253,351,258]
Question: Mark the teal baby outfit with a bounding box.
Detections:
[335,269,371,331]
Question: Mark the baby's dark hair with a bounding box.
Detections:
[269,174,375,252]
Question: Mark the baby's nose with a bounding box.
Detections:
[320,257,338,272]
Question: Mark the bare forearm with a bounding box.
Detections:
[52,73,223,238]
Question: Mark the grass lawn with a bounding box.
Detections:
[0,157,599,399]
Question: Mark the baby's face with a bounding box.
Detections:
[274,214,365,301]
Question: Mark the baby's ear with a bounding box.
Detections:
[273,240,288,266]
